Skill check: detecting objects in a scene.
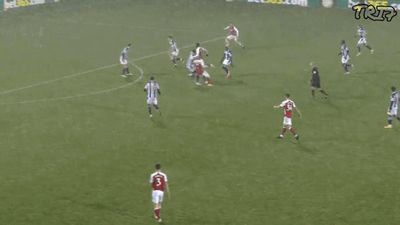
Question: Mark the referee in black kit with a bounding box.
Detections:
[310,66,328,98]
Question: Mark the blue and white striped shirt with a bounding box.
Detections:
[144,81,160,99]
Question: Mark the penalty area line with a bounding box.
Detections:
[0,62,143,105]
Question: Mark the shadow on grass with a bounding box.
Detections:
[151,116,167,129]
[217,79,245,86]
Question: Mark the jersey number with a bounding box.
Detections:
[155,177,162,186]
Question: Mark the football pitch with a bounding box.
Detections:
[0,0,399,224]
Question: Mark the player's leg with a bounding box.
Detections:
[152,191,162,221]
[203,71,213,86]
[152,99,161,115]
[385,114,394,128]
[289,127,299,140]
[320,89,328,96]
[278,117,289,138]
[364,43,373,53]
[234,36,244,48]
[225,37,230,47]
[311,87,316,97]
[147,98,153,117]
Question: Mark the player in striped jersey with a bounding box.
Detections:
[119,43,132,77]
[356,25,373,56]
[220,47,233,79]
[384,86,400,128]
[274,94,301,140]
[149,163,169,223]
[144,76,161,118]
[168,36,183,67]
[339,40,353,75]
[224,23,244,48]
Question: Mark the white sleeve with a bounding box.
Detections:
[235,27,239,37]
[149,174,153,183]
[224,26,230,30]
[279,101,285,107]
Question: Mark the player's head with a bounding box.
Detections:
[341,40,345,45]
[391,86,396,92]
[285,93,290,98]
[191,49,196,54]
[155,163,161,170]
[150,76,155,81]
[312,66,318,72]
[127,43,132,48]
[225,46,229,51]
[196,43,200,48]
[168,35,173,40]
[358,24,363,29]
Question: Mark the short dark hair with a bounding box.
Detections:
[128,43,132,47]
[155,164,161,170]
[196,43,200,47]
[285,93,290,98]
[150,76,154,80]
[391,86,396,92]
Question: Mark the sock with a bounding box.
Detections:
[387,118,392,124]
[397,116,400,121]
[289,128,297,136]
[122,68,126,75]
[172,58,176,65]
[154,208,161,219]
[281,128,287,136]
[311,90,315,97]
[126,68,130,74]
[366,45,372,50]
[223,67,228,74]
[148,106,152,115]
[154,105,159,110]
[357,46,361,53]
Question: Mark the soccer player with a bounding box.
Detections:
[224,23,244,48]
[186,50,196,76]
[193,58,213,86]
[273,94,301,140]
[120,43,132,77]
[220,47,233,79]
[339,40,353,75]
[384,86,400,128]
[144,76,161,118]
[310,66,328,98]
[356,25,374,56]
[168,36,183,66]
[149,163,169,223]
[193,42,208,59]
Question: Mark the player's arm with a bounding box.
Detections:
[157,89,161,95]
[224,26,230,30]
[235,28,239,37]
[273,104,281,109]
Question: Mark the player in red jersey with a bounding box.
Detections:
[224,23,244,48]
[149,163,170,223]
[193,58,213,86]
[273,93,301,140]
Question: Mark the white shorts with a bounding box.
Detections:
[341,56,349,64]
[388,107,398,116]
[222,59,231,66]
[152,190,164,204]
[170,50,179,58]
[226,35,238,41]
[147,97,158,105]
[120,58,128,65]
[357,38,367,45]
[283,116,292,128]
[202,70,210,78]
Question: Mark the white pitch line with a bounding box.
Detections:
[1,63,143,105]
[0,36,224,96]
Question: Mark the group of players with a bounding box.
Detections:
[121,23,398,223]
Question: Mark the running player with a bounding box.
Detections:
[144,76,161,118]
[168,36,183,66]
[220,47,233,79]
[356,25,374,56]
[339,40,353,75]
[120,43,132,77]
[186,50,196,76]
[310,66,328,98]
[224,23,244,48]
[149,163,170,223]
[273,94,301,140]
[384,86,400,128]
[193,58,213,86]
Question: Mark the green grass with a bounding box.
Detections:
[0,0,400,224]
